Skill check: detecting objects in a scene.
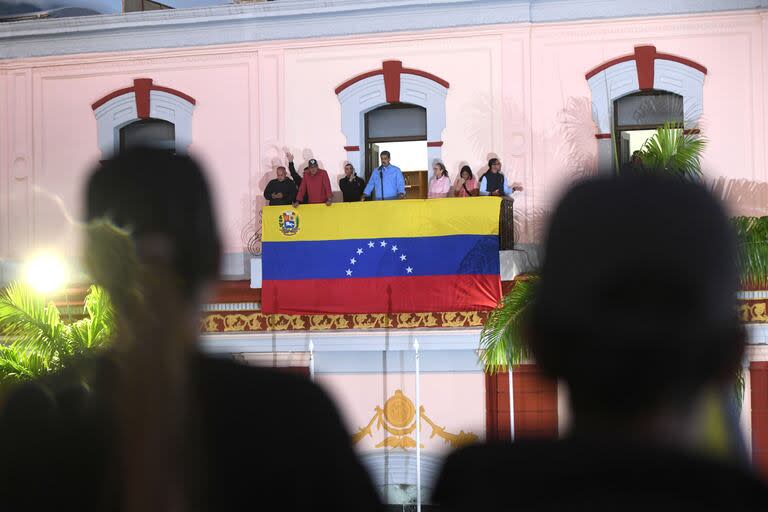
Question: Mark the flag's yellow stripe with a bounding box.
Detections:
[262,197,502,242]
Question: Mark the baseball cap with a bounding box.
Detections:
[308,159,318,167]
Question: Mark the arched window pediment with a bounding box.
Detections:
[585,45,707,136]
[91,78,195,158]
[336,61,449,177]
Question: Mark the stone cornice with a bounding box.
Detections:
[0,0,765,60]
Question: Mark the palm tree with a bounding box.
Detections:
[732,216,768,291]
[0,282,113,387]
[638,122,707,180]
[479,275,538,374]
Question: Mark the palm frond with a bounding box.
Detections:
[639,122,707,180]
[732,216,768,290]
[479,276,538,374]
[67,285,114,352]
[0,345,51,384]
[734,368,745,412]
[0,282,67,362]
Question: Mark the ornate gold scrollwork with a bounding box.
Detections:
[352,389,478,450]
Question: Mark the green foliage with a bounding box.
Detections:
[638,122,707,180]
[0,282,113,387]
[479,276,538,373]
[731,216,768,290]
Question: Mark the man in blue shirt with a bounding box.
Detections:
[362,150,406,200]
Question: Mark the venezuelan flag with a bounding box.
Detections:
[261,197,502,314]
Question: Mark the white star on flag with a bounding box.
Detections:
[400,254,407,261]
[406,267,413,274]
[357,248,363,255]
[380,241,387,247]
[346,269,353,276]
[391,245,398,252]
[350,257,357,265]
[368,241,375,248]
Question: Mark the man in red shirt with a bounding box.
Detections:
[293,159,333,207]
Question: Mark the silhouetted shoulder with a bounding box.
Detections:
[433,439,768,512]
[194,354,383,511]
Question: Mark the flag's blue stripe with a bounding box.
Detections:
[262,234,499,280]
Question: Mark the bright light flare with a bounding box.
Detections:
[24,253,68,294]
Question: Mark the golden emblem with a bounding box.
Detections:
[384,390,415,428]
[352,389,478,450]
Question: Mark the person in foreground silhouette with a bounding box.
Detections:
[0,149,382,512]
[433,174,768,511]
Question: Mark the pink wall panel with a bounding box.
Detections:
[1,11,765,264]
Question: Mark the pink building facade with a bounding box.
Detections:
[2,0,768,503]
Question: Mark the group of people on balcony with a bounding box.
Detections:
[263,151,523,207]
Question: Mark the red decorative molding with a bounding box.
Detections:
[91,86,135,111]
[335,60,450,98]
[383,60,403,103]
[634,45,656,91]
[585,55,635,80]
[91,78,196,118]
[427,141,444,147]
[751,361,768,478]
[401,67,450,89]
[150,85,196,105]
[134,78,152,119]
[595,133,612,139]
[585,45,707,86]
[211,280,261,304]
[344,145,361,152]
[656,52,707,74]
[334,70,382,95]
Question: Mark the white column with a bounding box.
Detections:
[414,338,421,512]
[308,339,315,381]
[508,366,515,441]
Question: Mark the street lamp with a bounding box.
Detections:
[23,253,68,295]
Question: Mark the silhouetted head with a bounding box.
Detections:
[85,148,222,299]
[527,175,744,423]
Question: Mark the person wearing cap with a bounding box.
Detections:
[293,158,332,207]
[433,174,768,511]
[263,166,297,206]
[362,151,405,201]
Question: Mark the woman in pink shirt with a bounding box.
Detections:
[453,165,478,197]
[428,162,452,198]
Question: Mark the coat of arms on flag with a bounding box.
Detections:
[277,210,300,236]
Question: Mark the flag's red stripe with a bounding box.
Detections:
[261,274,501,315]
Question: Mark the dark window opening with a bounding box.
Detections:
[613,90,684,168]
[120,118,176,154]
